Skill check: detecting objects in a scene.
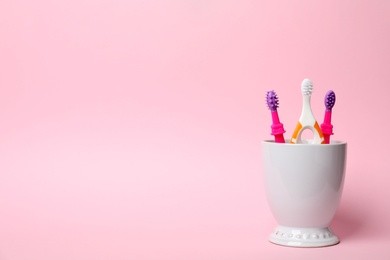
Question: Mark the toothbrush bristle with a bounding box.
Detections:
[266,90,279,112]
[325,90,336,110]
[301,78,313,95]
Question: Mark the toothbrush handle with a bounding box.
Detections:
[290,122,302,144]
[274,134,285,143]
[270,111,286,143]
[321,110,333,144]
[290,121,325,144]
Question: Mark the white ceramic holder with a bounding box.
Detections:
[262,140,347,247]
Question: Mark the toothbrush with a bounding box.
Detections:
[320,90,336,144]
[266,90,286,143]
[290,79,325,144]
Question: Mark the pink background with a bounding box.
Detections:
[1,0,390,259]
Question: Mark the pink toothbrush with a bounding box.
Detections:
[320,90,336,144]
[266,90,286,143]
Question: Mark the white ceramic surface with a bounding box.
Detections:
[262,140,347,247]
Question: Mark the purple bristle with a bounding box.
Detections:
[266,90,279,112]
[324,90,336,110]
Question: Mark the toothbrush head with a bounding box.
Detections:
[266,90,279,112]
[324,90,336,110]
[301,78,313,96]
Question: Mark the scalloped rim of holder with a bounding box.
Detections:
[269,226,340,247]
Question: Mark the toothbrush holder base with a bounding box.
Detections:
[269,226,339,247]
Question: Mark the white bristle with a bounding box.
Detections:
[301,78,313,95]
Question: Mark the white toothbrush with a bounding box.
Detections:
[290,79,325,144]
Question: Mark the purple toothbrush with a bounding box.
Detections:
[320,90,336,144]
[266,90,286,143]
